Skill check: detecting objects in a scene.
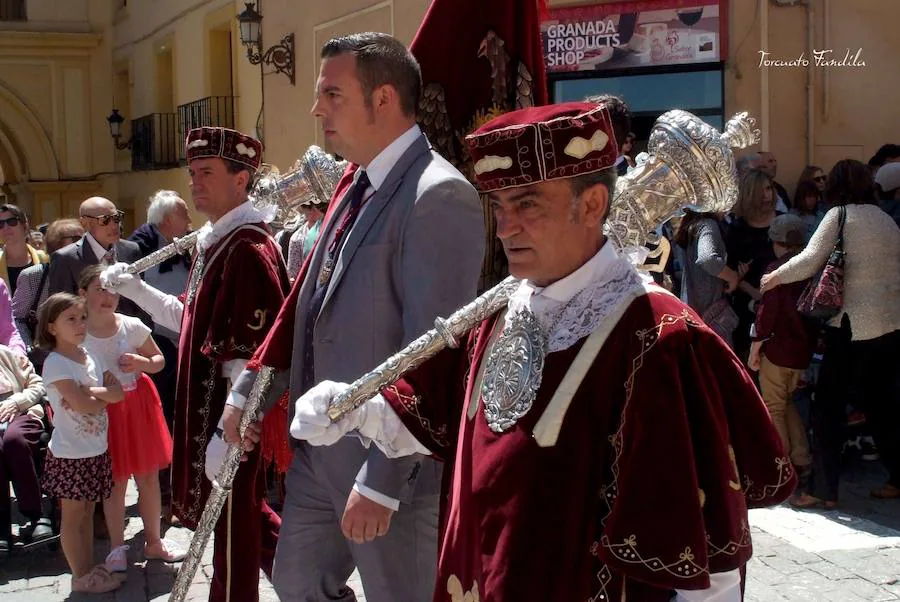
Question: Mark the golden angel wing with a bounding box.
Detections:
[418,82,456,164]
[515,61,535,109]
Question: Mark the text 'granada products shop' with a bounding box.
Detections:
[543,0,729,146]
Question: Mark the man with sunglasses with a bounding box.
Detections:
[47,196,146,323]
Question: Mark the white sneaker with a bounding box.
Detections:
[105,544,130,573]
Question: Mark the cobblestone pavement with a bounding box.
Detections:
[2,458,897,600]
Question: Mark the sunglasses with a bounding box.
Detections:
[0,217,21,228]
[814,175,827,182]
[82,211,124,226]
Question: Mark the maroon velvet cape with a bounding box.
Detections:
[382,290,796,601]
[171,224,290,529]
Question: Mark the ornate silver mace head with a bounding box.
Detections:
[605,110,760,252]
[252,145,347,226]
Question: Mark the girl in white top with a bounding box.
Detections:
[79,265,183,571]
[38,292,125,594]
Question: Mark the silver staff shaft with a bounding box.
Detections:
[123,231,199,276]
[327,276,519,422]
[170,366,276,602]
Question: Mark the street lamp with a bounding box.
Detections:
[237,1,295,85]
[106,108,132,150]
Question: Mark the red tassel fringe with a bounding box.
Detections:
[260,390,292,475]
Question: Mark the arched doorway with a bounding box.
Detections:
[0,80,97,224]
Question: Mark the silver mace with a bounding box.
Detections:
[169,366,276,601]
[170,110,759,599]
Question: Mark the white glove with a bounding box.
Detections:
[356,395,432,458]
[290,380,364,446]
[204,433,227,483]
[100,262,141,295]
[101,263,184,333]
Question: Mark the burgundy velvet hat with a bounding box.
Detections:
[464,102,619,193]
[185,126,263,172]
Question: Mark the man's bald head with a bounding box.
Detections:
[80,196,116,216]
[79,196,122,248]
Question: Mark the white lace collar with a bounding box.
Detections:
[506,242,646,352]
[195,200,269,252]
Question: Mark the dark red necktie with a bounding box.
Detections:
[301,171,371,392]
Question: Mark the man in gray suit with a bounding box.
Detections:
[216,33,485,601]
[48,196,147,321]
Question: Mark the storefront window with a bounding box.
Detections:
[553,67,724,135]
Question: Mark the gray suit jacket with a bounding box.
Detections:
[291,134,484,503]
[48,236,148,322]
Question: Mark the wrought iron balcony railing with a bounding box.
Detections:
[0,0,26,21]
[176,96,236,162]
[131,113,179,171]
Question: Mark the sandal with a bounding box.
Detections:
[871,484,900,499]
[105,544,130,573]
[145,538,187,563]
[72,565,123,593]
[20,517,54,542]
[789,493,837,510]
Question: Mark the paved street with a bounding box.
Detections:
[2,457,897,601]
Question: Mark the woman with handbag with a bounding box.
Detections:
[761,159,900,506]
[673,210,745,347]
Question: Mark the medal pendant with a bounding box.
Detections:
[319,260,333,287]
[186,251,206,306]
[481,309,547,433]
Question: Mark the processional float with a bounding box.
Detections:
[166,109,759,601]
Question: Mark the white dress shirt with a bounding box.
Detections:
[317,124,423,287]
[85,232,114,262]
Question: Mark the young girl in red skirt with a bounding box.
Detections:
[38,293,125,593]
[79,266,184,572]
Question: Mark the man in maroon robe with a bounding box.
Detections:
[103,126,289,602]
[289,102,796,601]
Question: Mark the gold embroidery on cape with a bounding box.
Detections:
[447,575,480,602]
[743,456,794,502]
[383,384,448,449]
[595,309,754,583]
[231,341,259,353]
[707,520,751,558]
[588,546,612,602]
[602,536,705,579]
[184,360,218,525]
[248,309,268,331]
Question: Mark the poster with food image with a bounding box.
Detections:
[541,0,724,73]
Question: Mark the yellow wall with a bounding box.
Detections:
[108,0,263,227]
[3,0,896,232]
[0,25,112,225]
[261,0,900,199]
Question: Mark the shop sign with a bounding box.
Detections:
[542,0,726,73]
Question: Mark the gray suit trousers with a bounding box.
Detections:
[272,443,439,602]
